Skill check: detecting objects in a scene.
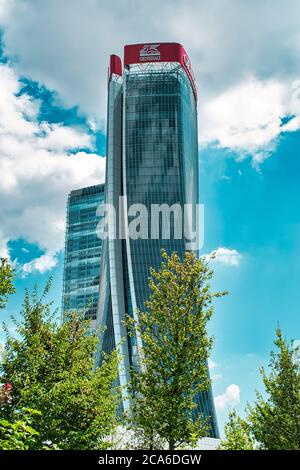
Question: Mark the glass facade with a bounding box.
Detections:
[97,43,219,437]
[124,66,198,314]
[62,184,104,324]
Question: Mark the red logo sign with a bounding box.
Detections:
[124,43,197,99]
[140,44,160,61]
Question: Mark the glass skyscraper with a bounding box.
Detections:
[97,43,219,436]
[62,184,104,327]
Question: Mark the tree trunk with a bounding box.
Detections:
[168,439,175,450]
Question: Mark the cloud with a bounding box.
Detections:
[0,342,5,364]
[22,252,58,275]
[214,384,240,411]
[212,373,223,382]
[208,359,222,381]
[200,79,284,154]
[0,0,9,22]
[0,231,9,258]
[0,62,105,261]
[0,0,300,264]
[205,247,242,266]
[38,123,93,152]
[200,77,300,164]
[208,359,217,370]
[281,116,300,132]
[293,340,300,364]
[0,0,300,163]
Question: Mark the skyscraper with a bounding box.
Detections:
[62,184,104,327]
[97,43,219,436]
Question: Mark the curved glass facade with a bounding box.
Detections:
[97,44,219,436]
[124,65,198,313]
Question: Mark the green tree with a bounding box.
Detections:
[218,410,254,450]
[0,408,41,450]
[247,328,300,449]
[0,258,15,310]
[1,281,120,449]
[127,251,227,450]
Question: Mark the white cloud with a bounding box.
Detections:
[0,0,300,264]
[205,247,242,267]
[200,77,300,164]
[0,62,105,260]
[38,123,93,152]
[0,64,38,137]
[0,341,5,364]
[281,116,300,132]
[208,359,222,381]
[212,373,223,382]
[214,384,240,411]
[208,358,222,381]
[0,231,9,259]
[22,252,58,275]
[200,79,285,155]
[0,0,9,22]
[208,358,217,370]
[0,1,300,164]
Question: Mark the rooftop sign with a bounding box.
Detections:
[124,42,197,98]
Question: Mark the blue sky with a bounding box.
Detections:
[1,0,300,435]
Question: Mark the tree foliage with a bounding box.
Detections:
[220,328,300,450]
[218,410,254,450]
[0,258,15,310]
[127,250,227,450]
[0,408,41,450]
[0,281,120,449]
[247,328,300,449]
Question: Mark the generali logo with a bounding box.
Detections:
[140,44,160,61]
